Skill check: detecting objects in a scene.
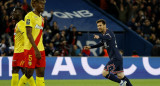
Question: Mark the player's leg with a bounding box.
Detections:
[36,67,45,86]
[117,72,132,86]
[102,70,121,83]
[20,67,25,74]
[103,60,127,86]
[103,60,122,83]
[20,67,36,86]
[11,67,20,86]
[18,49,36,86]
[35,51,46,86]
[18,68,34,86]
[11,53,23,86]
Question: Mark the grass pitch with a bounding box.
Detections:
[0,79,159,86]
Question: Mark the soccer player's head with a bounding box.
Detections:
[31,0,46,13]
[11,7,25,21]
[96,19,107,33]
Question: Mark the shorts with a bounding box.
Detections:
[12,52,25,68]
[24,48,46,69]
[104,60,123,74]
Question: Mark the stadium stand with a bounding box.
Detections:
[0,0,159,56]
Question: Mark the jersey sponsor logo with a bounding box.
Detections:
[35,24,43,29]
[26,19,30,25]
[34,16,38,18]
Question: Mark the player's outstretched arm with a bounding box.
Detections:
[26,26,41,60]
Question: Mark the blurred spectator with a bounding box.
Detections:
[44,10,53,29]
[22,0,32,13]
[128,17,137,31]
[60,30,67,42]
[45,42,55,56]
[59,41,69,56]
[67,26,82,45]
[149,33,157,45]
[51,33,61,49]
[50,21,60,37]
[71,45,82,56]
[142,19,151,37]
[0,38,7,56]
[132,50,139,58]
[43,27,52,46]
[151,39,160,56]
[54,51,60,56]
[82,48,91,56]
[105,0,119,19]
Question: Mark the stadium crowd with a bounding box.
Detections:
[92,0,160,56]
[0,0,90,57]
[0,0,159,56]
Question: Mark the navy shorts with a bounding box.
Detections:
[104,60,123,74]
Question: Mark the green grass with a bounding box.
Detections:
[1,79,160,86]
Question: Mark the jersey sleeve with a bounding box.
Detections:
[19,21,25,33]
[99,33,112,40]
[25,13,33,27]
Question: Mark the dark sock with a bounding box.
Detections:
[105,74,121,83]
[122,76,132,86]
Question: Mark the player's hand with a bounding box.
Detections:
[35,50,41,60]
[84,46,91,50]
[94,34,99,39]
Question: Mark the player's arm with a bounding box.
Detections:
[84,41,103,50]
[26,26,41,59]
[94,34,111,40]
[90,41,104,48]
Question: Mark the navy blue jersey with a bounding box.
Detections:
[91,29,122,60]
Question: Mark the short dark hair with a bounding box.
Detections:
[31,0,46,8]
[96,19,106,25]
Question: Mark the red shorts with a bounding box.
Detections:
[12,52,25,68]
[24,48,46,69]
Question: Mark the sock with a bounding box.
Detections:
[18,74,28,86]
[36,76,45,86]
[28,76,36,86]
[11,73,19,86]
[122,76,133,86]
[105,73,121,83]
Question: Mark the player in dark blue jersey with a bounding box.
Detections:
[84,19,132,86]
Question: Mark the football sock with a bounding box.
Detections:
[36,76,45,86]
[11,73,19,86]
[18,74,28,86]
[28,76,36,86]
[122,76,132,86]
[105,73,121,83]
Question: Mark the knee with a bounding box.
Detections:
[25,70,34,79]
[117,74,124,79]
[12,67,20,73]
[102,70,109,77]
[12,69,19,73]
[36,70,44,77]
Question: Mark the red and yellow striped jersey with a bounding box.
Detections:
[24,11,44,51]
[14,20,25,53]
